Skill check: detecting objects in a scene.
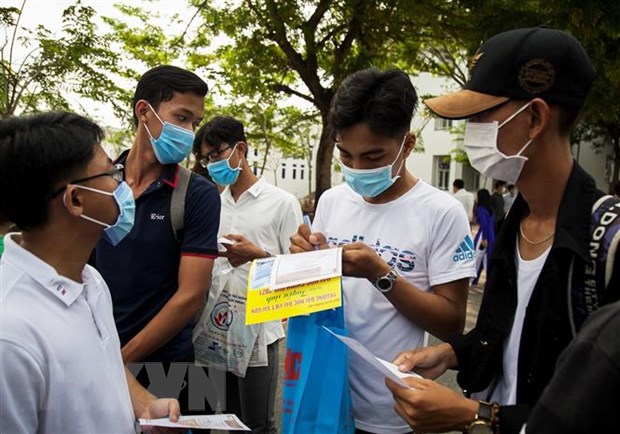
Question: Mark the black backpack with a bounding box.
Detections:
[569,195,620,335]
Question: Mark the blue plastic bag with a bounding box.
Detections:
[282,303,354,434]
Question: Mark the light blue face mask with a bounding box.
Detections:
[340,135,407,198]
[144,103,195,164]
[207,144,242,186]
[67,181,136,246]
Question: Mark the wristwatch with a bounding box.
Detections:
[467,401,496,434]
[372,270,398,293]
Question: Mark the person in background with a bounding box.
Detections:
[0,112,181,433]
[503,184,517,213]
[452,179,475,223]
[193,115,302,433]
[472,188,495,285]
[490,180,506,233]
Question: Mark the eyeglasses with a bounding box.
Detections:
[200,143,239,167]
[48,164,125,198]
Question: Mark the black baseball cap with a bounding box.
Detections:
[425,27,595,119]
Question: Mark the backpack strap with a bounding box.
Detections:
[569,195,620,335]
[170,166,193,243]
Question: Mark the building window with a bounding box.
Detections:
[292,163,297,180]
[300,164,305,180]
[281,163,286,179]
[434,118,453,131]
[253,148,259,157]
[435,157,450,190]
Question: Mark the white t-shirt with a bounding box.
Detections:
[314,181,476,434]
[490,242,551,405]
[216,178,303,345]
[453,188,475,222]
[0,234,136,434]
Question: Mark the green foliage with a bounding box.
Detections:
[0,2,126,118]
[187,0,477,200]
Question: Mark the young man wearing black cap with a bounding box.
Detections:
[386,27,620,434]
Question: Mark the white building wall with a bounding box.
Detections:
[572,141,611,191]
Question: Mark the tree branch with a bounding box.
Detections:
[272,83,316,105]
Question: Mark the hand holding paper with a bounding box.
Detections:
[139,414,250,431]
[321,326,420,388]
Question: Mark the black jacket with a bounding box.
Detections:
[449,162,620,434]
[525,300,620,433]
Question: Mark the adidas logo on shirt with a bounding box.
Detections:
[453,235,476,262]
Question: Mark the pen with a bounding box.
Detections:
[303,214,319,250]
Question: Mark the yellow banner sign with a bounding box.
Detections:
[245,275,341,325]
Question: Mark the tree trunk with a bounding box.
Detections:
[314,113,335,207]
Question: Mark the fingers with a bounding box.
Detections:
[308,232,327,248]
[393,350,418,371]
[167,399,180,422]
[290,224,327,252]
[224,234,244,242]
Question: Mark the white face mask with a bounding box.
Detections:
[463,101,533,184]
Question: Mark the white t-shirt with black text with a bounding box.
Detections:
[313,181,476,434]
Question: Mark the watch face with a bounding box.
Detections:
[377,277,392,290]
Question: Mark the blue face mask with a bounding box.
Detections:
[67,181,136,246]
[144,103,194,164]
[207,145,242,186]
[340,135,407,198]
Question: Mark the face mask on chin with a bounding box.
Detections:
[463,101,533,184]
[339,134,407,198]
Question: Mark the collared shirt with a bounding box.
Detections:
[1,234,135,434]
[216,177,303,344]
[95,151,221,362]
[450,162,620,432]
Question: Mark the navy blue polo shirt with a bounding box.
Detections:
[95,151,220,362]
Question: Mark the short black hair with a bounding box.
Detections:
[453,179,465,189]
[329,68,418,141]
[494,180,506,189]
[193,115,248,158]
[507,184,515,191]
[132,65,209,127]
[0,112,104,230]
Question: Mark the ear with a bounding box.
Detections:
[62,186,85,218]
[135,100,151,125]
[528,98,550,141]
[403,132,416,157]
[236,141,248,158]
